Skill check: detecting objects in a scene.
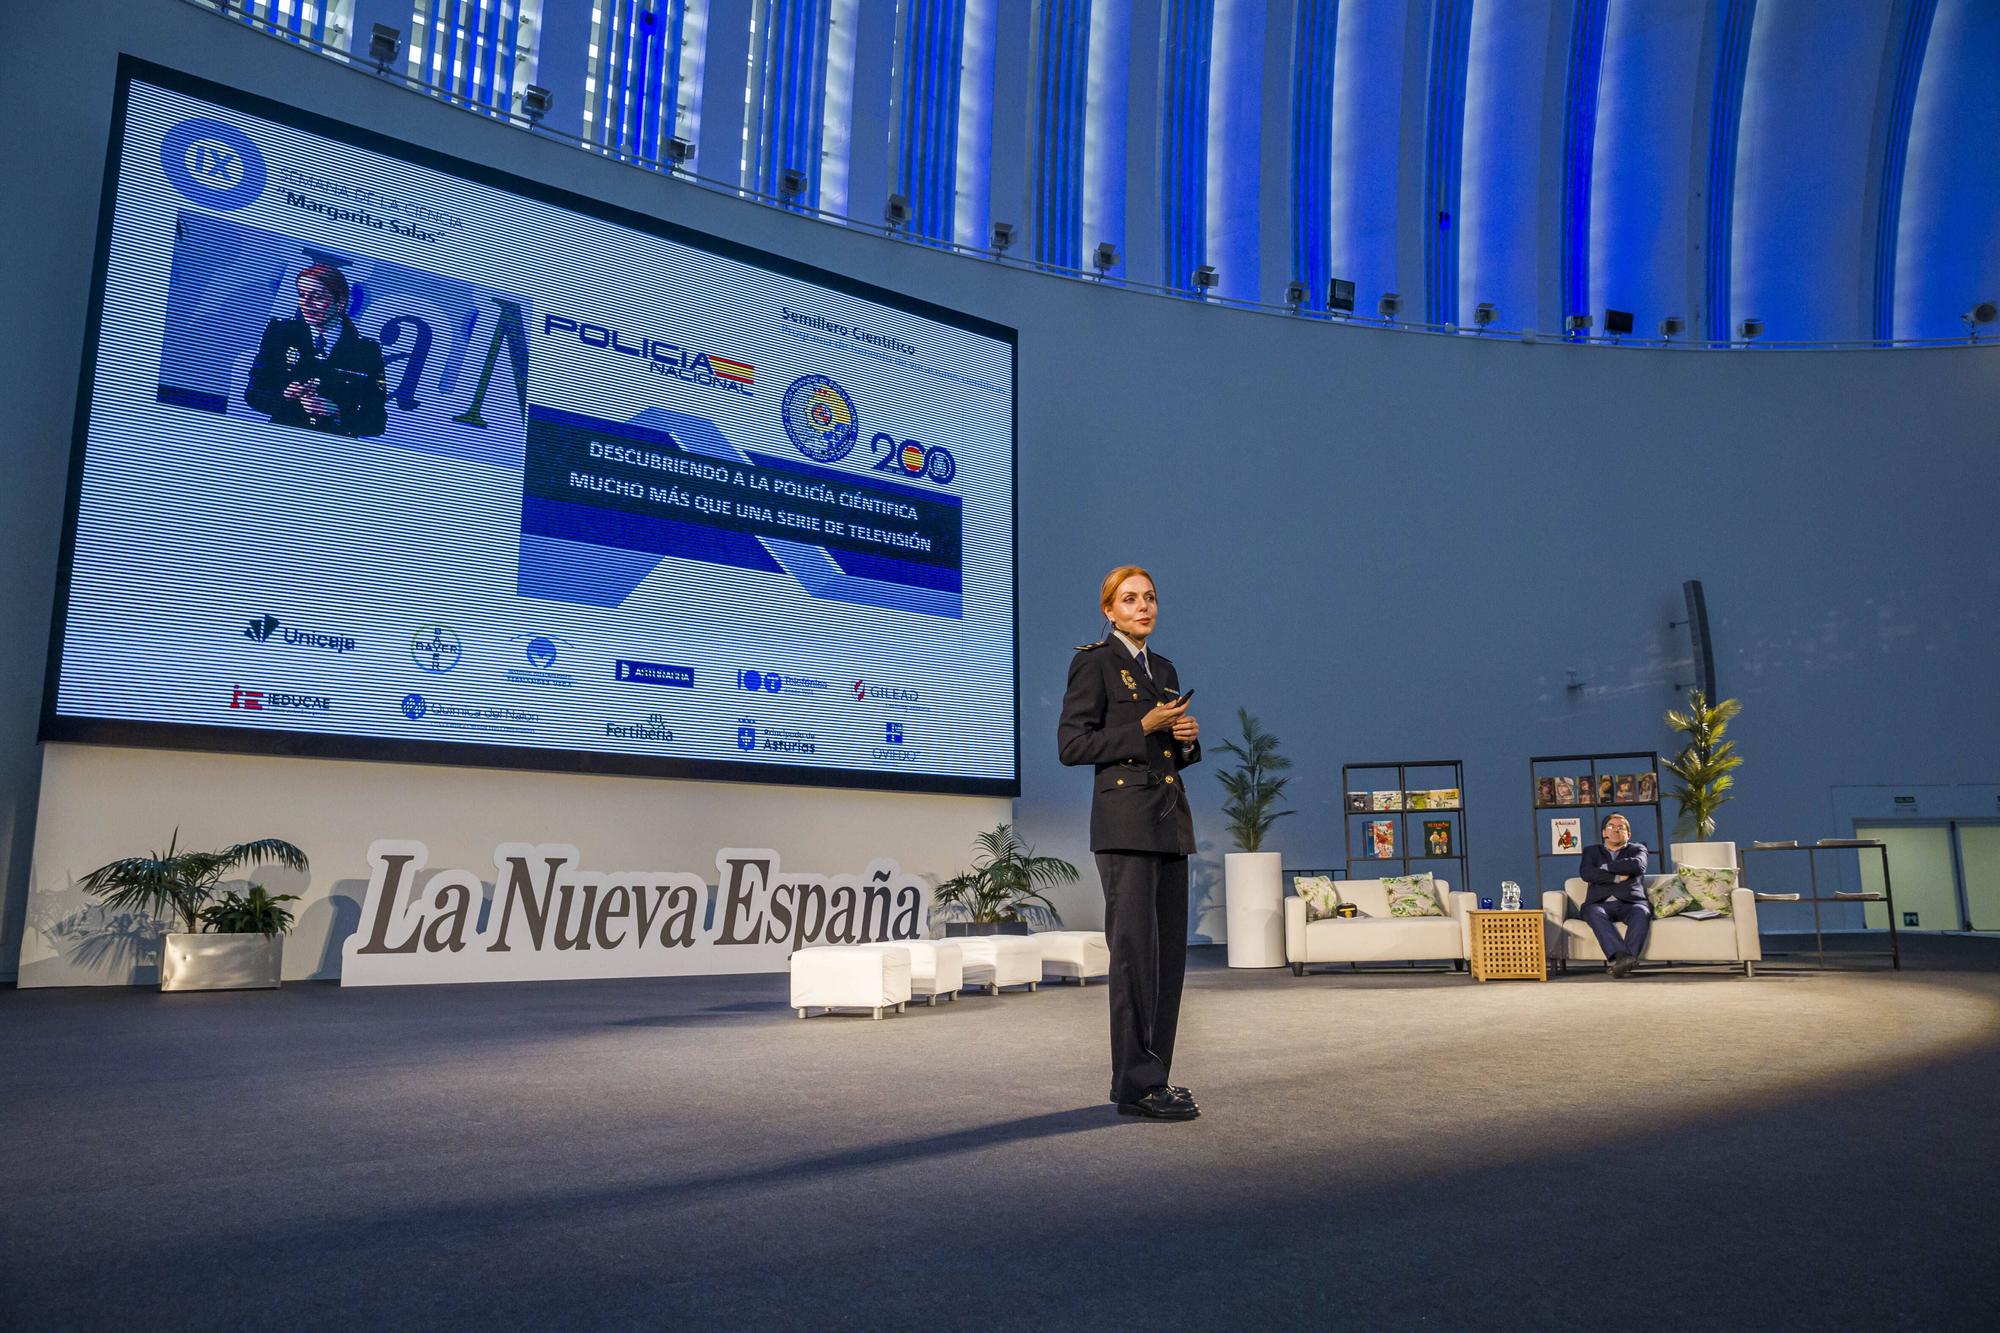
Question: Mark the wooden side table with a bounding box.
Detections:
[1468,909,1547,982]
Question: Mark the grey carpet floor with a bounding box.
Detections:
[3,937,1998,1330]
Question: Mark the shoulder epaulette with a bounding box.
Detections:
[1073,639,1107,652]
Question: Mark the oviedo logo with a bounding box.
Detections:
[781,374,859,463]
[160,117,267,210]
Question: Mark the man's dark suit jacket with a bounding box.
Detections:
[1579,842,1649,904]
[245,315,389,437]
[1057,639,1200,854]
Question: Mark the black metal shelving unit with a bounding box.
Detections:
[1528,751,1666,896]
[1341,760,1469,889]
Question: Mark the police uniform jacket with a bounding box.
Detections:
[1058,638,1200,854]
[245,315,390,437]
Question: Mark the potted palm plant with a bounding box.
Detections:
[79,833,309,991]
[1663,690,1743,871]
[1214,708,1292,968]
[934,823,1078,935]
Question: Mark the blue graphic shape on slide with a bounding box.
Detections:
[517,405,962,617]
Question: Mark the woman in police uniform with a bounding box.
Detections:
[1057,566,1202,1120]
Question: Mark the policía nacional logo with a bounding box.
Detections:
[160,117,267,210]
[781,374,859,463]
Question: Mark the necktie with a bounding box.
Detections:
[1135,650,1150,678]
[312,330,324,358]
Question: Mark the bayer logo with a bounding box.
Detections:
[160,117,266,210]
[409,624,462,673]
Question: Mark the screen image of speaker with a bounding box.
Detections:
[43,60,1019,796]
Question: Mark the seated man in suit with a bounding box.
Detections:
[1579,813,1650,978]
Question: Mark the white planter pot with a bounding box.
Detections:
[160,933,284,992]
[1223,852,1285,968]
[1670,841,1738,872]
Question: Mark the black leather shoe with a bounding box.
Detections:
[1117,1087,1200,1120]
[1167,1085,1196,1105]
[1610,953,1636,979]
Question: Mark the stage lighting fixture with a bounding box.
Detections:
[1328,278,1356,315]
[1473,302,1497,328]
[884,193,911,227]
[990,221,1016,253]
[368,23,401,71]
[1963,301,1997,341]
[1660,315,1686,339]
[1378,292,1401,321]
[1604,309,1634,337]
[1564,314,1593,339]
[1737,317,1763,341]
[1284,281,1308,311]
[1193,265,1219,293]
[665,136,695,168]
[1092,242,1119,275]
[521,85,553,122]
[778,168,809,200]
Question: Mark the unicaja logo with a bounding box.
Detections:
[246,614,280,642]
[160,117,267,210]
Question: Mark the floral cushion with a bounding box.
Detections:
[1294,875,1343,922]
[1383,873,1444,918]
[1677,866,1738,915]
[1647,875,1697,919]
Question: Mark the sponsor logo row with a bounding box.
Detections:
[240,612,925,707]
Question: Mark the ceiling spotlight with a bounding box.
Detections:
[368,22,401,71]
[1963,301,1997,341]
[1473,302,1497,329]
[520,84,553,122]
[1193,265,1219,293]
[1378,292,1401,321]
[1660,315,1686,339]
[1737,317,1764,342]
[1604,309,1635,338]
[1564,313,1593,340]
[1328,278,1356,315]
[778,168,809,200]
[665,136,695,169]
[884,193,911,228]
[1284,281,1308,311]
[990,221,1016,254]
[1092,242,1119,276]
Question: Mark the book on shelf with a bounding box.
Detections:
[1431,787,1460,809]
[1345,791,1369,813]
[1574,777,1593,805]
[1597,774,1616,804]
[1407,790,1432,810]
[1833,890,1885,900]
[1751,840,1801,849]
[1614,774,1636,803]
[1536,777,1557,807]
[1424,821,1453,857]
[1552,776,1576,805]
[1754,892,1803,901]
[1371,790,1402,811]
[1636,772,1658,803]
[1817,838,1876,848]
[1367,820,1396,858]
[1550,817,1582,854]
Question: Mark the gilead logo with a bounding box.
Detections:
[341,842,930,986]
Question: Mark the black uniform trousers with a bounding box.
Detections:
[1098,850,1189,1104]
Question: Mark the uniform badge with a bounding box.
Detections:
[1120,669,1138,692]
[285,347,301,368]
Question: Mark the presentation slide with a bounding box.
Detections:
[44,61,1018,796]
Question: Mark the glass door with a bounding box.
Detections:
[1856,825,1957,931]
[1960,824,2000,931]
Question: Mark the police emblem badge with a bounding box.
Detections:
[1120,668,1138,692]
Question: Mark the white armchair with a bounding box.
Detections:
[1544,876,1762,976]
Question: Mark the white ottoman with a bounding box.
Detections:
[790,945,912,1019]
[1036,930,1110,985]
[858,941,963,1005]
[948,934,1042,994]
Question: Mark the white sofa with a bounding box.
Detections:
[1283,878,1473,975]
[1545,877,1762,976]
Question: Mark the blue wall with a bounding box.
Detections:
[0,1,1997,968]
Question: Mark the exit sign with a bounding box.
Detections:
[1904,912,1919,927]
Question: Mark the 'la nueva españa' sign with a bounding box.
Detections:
[341,841,929,986]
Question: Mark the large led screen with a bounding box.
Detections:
[44,61,1018,796]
